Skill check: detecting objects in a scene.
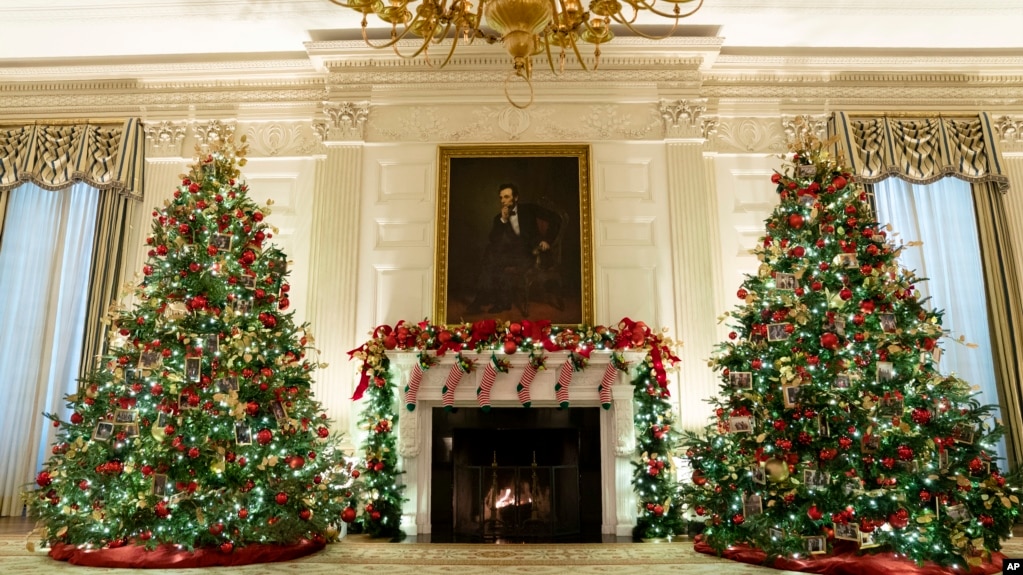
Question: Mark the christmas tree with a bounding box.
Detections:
[24,137,354,559]
[681,132,1021,568]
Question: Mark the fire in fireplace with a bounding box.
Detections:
[431,407,601,543]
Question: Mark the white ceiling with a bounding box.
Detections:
[0,0,1021,64]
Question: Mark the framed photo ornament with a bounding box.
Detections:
[435,144,594,326]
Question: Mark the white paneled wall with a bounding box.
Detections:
[243,159,317,327]
[357,144,437,333]
[590,143,674,329]
[713,155,783,309]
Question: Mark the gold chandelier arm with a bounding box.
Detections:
[424,23,463,69]
[606,15,679,40]
[359,16,419,51]
[505,68,535,110]
[618,0,704,21]
[567,33,591,72]
[391,26,440,61]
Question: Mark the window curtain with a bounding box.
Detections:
[0,183,100,516]
[832,112,1023,468]
[0,119,144,516]
[874,178,1005,462]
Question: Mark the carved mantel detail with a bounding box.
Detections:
[316,101,369,143]
[659,99,707,140]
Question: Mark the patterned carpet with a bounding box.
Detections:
[2,532,1020,574]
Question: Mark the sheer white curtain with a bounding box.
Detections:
[0,182,99,516]
[874,178,1005,462]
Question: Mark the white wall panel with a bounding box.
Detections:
[599,218,656,247]
[599,266,657,326]
[243,158,317,327]
[358,145,438,331]
[375,220,431,248]
[713,157,783,300]
[600,160,652,201]
[374,267,432,324]
[377,161,432,203]
[591,143,674,330]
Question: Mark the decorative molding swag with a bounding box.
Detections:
[367,103,663,143]
[315,102,369,143]
[705,117,790,153]
[245,122,324,156]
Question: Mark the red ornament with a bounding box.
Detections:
[257,428,273,445]
[839,287,853,301]
[807,505,823,521]
[503,339,518,355]
[36,471,52,487]
[787,213,805,230]
[299,509,312,521]
[820,332,840,351]
[210,523,225,535]
[288,455,305,470]
[732,513,745,525]
[692,470,708,486]
[751,358,763,370]
[737,288,748,300]
[220,542,234,553]
[275,492,289,505]
[341,507,357,523]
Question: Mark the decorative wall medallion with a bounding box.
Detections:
[245,122,322,157]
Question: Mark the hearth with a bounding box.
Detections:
[389,350,641,540]
[430,408,602,542]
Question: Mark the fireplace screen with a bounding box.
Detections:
[456,452,580,541]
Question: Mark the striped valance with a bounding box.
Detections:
[0,119,144,199]
[831,112,1009,193]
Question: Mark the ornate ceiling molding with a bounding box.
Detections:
[366,103,662,143]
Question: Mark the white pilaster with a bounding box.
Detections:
[664,136,722,431]
[307,143,364,440]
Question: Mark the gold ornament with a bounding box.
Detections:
[765,458,789,483]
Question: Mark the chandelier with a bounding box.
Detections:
[327,0,704,107]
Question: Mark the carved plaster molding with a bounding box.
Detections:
[315,102,369,143]
[245,122,324,156]
[781,114,829,147]
[994,115,1023,153]
[192,120,236,149]
[706,117,790,154]
[659,99,707,140]
[367,103,662,143]
[143,120,188,158]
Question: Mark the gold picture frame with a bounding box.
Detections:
[435,144,594,326]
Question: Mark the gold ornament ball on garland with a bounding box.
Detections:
[765,458,789,483]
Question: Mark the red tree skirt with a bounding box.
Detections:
[693,535,1004,575]
[49,539,324,568]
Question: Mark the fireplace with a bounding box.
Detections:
[430,408,602,542]
[389,351,643,541]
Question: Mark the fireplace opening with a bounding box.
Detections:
[430,407,602,543]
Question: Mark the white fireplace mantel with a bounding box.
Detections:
[386,350,647,538]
